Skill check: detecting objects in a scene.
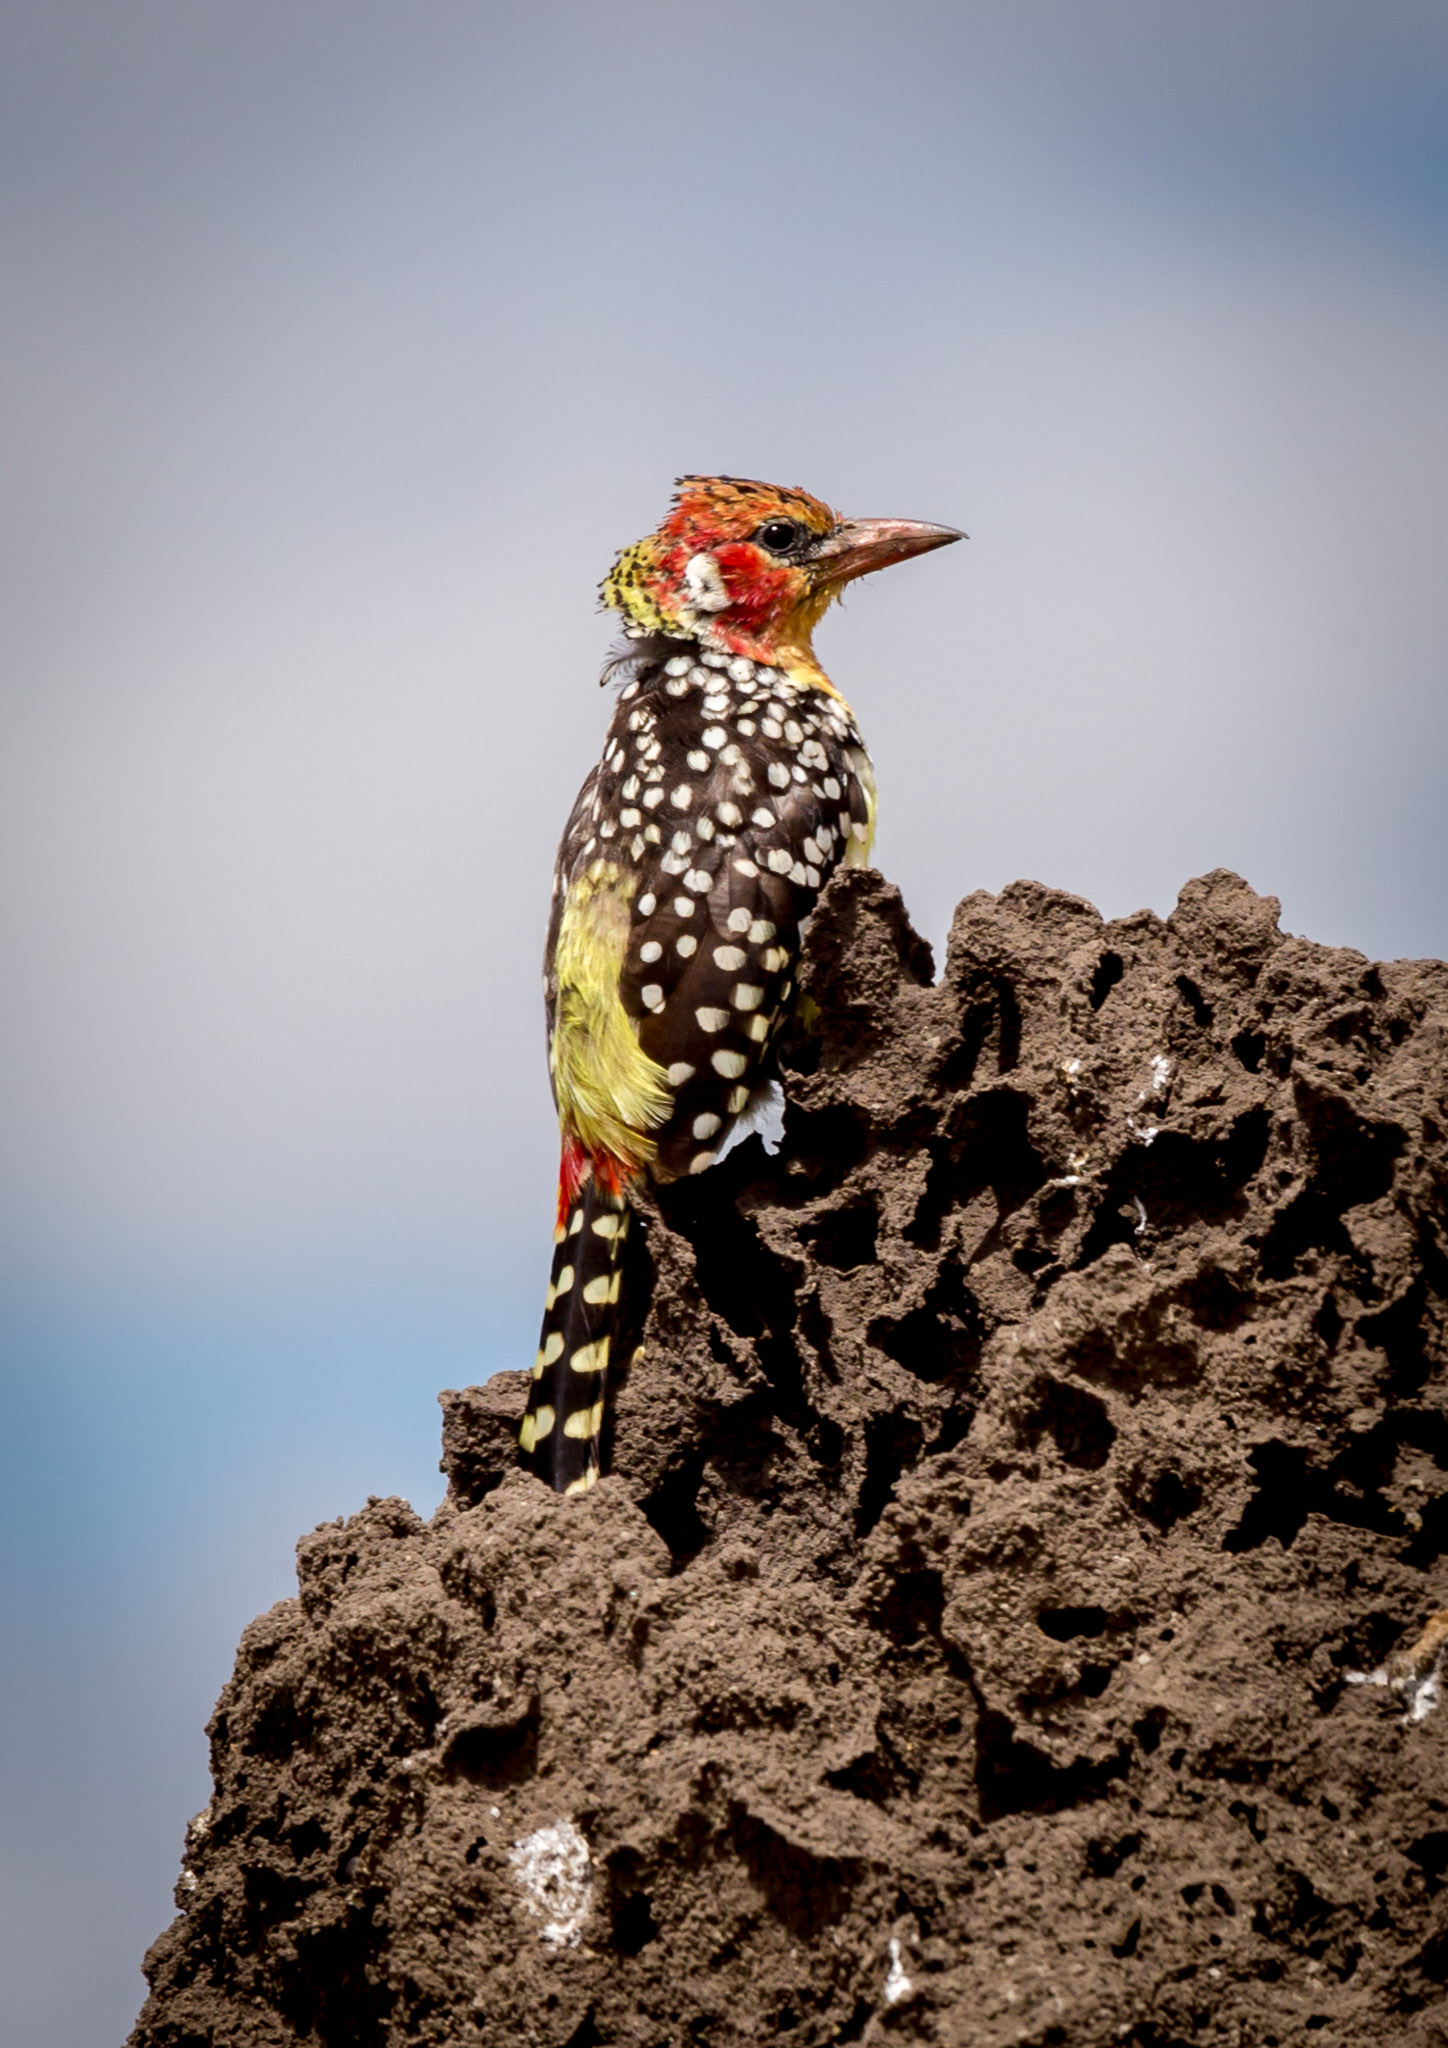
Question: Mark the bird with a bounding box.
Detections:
[520,476,962,1494]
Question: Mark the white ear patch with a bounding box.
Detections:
[682,551,731,615]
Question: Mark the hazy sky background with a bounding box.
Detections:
[2,3,1446,2038]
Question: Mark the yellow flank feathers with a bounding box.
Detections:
[550,860,672,1169]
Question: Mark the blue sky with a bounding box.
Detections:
[2,4,1446,2039]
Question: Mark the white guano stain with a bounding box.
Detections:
[1139,1053,1173,1102]
[884,1934,913,2005]
[508,1819,593,1949]
[1346,1661,1443,1725]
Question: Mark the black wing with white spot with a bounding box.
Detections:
[607,651,870,1177]
[543,639,871,1179]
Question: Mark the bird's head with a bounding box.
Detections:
[602,476,961,681]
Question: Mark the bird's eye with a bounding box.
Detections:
[755,518,805,555]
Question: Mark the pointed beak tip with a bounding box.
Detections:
[820,515,967,583]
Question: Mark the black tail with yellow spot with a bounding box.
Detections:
[519,1176,630,1495]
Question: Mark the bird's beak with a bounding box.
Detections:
[811,516,964,587]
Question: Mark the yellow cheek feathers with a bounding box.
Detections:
[550,861,672,1172]
[601,537,671,636]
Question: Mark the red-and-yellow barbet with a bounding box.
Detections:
[521,477,962,1493]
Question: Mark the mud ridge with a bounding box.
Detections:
[131,870,1448,2047]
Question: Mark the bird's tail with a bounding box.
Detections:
[520,1152,631,1495]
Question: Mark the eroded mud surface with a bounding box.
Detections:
[132,871,1448,2047]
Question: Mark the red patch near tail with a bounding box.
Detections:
[556,1141,632,1231]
